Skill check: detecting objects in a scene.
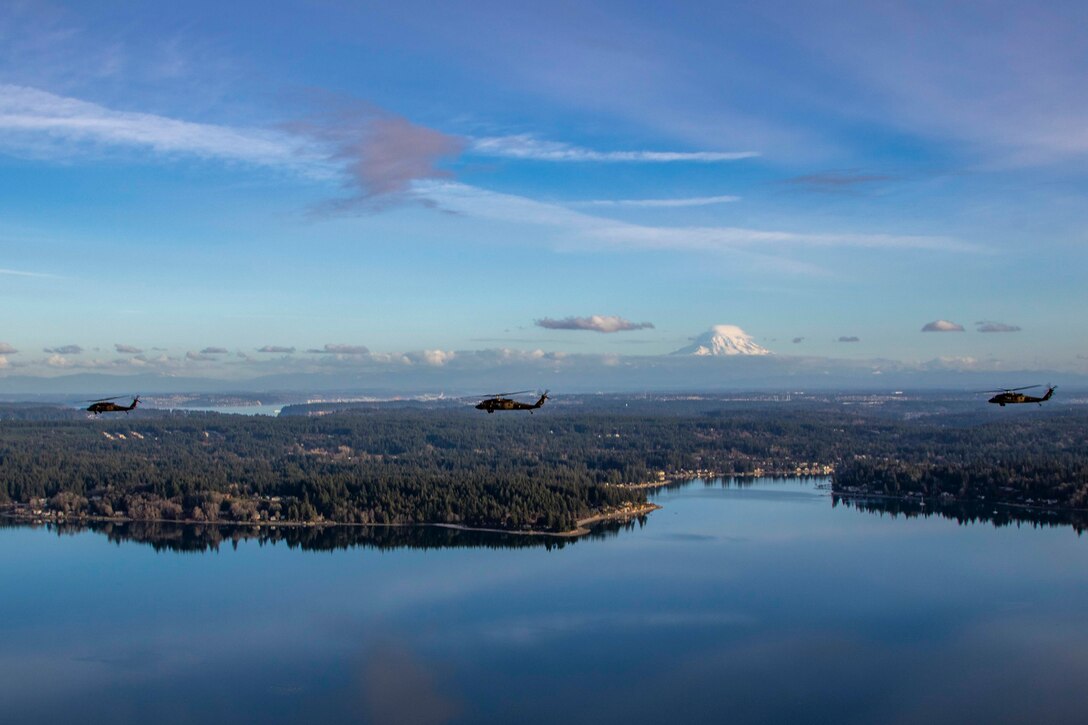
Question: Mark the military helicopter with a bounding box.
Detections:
[981,385,1056,407]
[85,395,140,415]
[475,390,549,414]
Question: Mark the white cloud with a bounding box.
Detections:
[536,315,654,333]
[921,320,965,332]
[0,266,57,278]
[0,84,317,169]
[417,181,981,255]
[45,353,72,367]
[0,342,17,354]
[580,195,740,207]
[471,135,758,162]
[407,349,456,366]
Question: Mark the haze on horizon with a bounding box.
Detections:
[2,1,1086,389]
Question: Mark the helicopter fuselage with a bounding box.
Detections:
[87,399,139,415]
[988,387,1055,406]
[475,394,548,413]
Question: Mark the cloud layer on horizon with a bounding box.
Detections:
[306,343,370,354]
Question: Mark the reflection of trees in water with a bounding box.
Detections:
[833,495,1088,534]
[1,517,645,553]
[649,476,827,495]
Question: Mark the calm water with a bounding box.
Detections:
[168,403,284,416]
[4,478,1088,725]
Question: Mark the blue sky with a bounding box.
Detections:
[1,0,1086,383]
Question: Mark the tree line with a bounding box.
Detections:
[2,402,1086,531]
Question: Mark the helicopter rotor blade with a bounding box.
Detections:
[83,395,128,402]
[975,385,1041,394]
[484,390,533,397]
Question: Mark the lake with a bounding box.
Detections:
[3,477,1088,724]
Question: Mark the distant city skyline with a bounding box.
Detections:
[2,1,1086,385]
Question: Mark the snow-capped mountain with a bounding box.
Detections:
[671,325,772,356]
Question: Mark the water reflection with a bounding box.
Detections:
[833,494,1088,534]
[4,478,1088,725]
[0,516,648,553]
[664,476,1088,534]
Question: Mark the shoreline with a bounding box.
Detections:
[612,470,834,490]
[831,489,1088,516]
[0,501,662,539]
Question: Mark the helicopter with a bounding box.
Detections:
[475,390,549,414]
[85,395,140,415]
[981,385,1056,407]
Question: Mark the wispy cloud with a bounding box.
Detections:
[471,134,758,162]
[0,342,17,354]
[0,265,58,278]
[114,343,143,354]
[792,337,804,344]
[418,182,981,255]
[837,336,861,343]
[43,344,82,354]
[789,3,1088,164]
[922,320,965,332]
[0,85,477,211]
[976,321,1021,333]
[200,346,228,354]
[536,315,654,333]
[257,345,295,354]
[579,195,740,208]
[0,84,315,168]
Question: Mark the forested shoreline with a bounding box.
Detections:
[1,398,1086,532]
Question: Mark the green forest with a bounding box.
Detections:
[1,397,1086,531]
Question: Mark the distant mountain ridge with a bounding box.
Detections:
[672,325,772,356]
[2,358,1085,398]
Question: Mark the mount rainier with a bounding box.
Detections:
[671,325,772,356]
